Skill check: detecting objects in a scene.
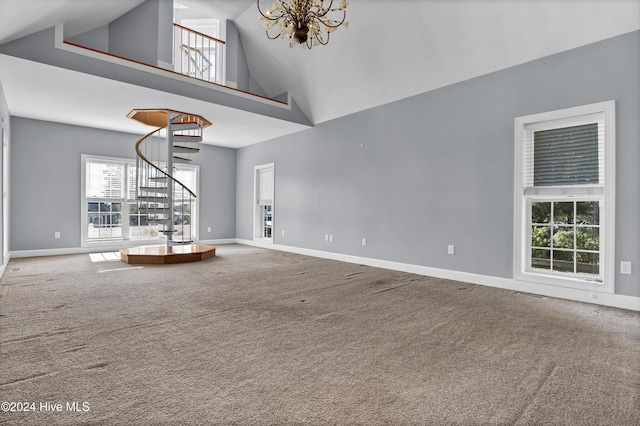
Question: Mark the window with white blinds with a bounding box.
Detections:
[523,112,605,193]
[514,101,615,293]
[82,155,198,245]
[533,123,600,186]
[173,167,197,200]
[257,167,274,206]
[86,160,125,199]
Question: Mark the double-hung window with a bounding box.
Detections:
[514,101,615,292]
[82,155,198,246]
[84,157,127,241]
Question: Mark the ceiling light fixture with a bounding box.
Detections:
[257,0,349,49]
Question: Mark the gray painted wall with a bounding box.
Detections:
[156,0,173,65]
[68,25,109,52]
[249,74,268,99]
[225,20,249,91]
[68,0,171,65]
[196,143,237,240]
[226,22,267,96]
[109,0,162,66]
[10,118,236,251]
[236,30,640,298]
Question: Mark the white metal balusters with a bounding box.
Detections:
[173,24,225,85]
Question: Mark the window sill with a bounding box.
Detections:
[81,238,165,250]
[515,271,612,294]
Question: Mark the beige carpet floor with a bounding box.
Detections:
[0,244,638,425]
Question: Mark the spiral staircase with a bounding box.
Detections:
[120,109,216,264]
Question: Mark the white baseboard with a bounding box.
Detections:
[236,239,640,312]
[12,242,151,258]
[197,238,237,245]
[10,246,101,258]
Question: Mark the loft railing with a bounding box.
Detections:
[173,23,225,85]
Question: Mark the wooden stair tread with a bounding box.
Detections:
[120,244,216,264]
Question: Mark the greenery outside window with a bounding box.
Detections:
[530,200,600,276]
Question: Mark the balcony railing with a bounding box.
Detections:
[173,23,225,85]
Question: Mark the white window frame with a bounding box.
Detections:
[81,154,199,247]
[253,163,275,243]
[514,100,615,293]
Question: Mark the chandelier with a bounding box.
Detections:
[257,0,349,49]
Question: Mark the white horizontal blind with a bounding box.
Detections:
[258,167,273,205]
[524,113,604,188]
[127,164,137,200]
[86,160,124,198]
[173,167,196,195]
[534,123,599,186]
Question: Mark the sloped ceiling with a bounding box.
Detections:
[0,0,146,44]
[0,0,254,44]
[235,0,640,124]
[0,0,639,147]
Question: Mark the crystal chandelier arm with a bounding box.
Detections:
[311,28,329,46]
[309,1,346,29]
[258,0,290,40]
[256,0,272,19]
[314,0,347,19]
[281,1,300,21]
[311,0,335,19]
[257,0,287,21]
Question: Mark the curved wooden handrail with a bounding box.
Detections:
[173,23,225,45]
[135,126,197,199]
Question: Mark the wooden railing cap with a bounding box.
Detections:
[127,109,212,128]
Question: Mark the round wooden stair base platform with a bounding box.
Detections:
[120,244,216,264]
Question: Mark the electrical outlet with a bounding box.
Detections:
[282,230,285,237]
[54,232,61,239]
[329,235,334,242]
[207,227,211,232]
[620,261,632,275]
[362,237,367,246]
[448,245,455,255]
[325,234,329,241]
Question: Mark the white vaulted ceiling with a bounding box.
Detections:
[0,0,639,147]
[235,0,640,124]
